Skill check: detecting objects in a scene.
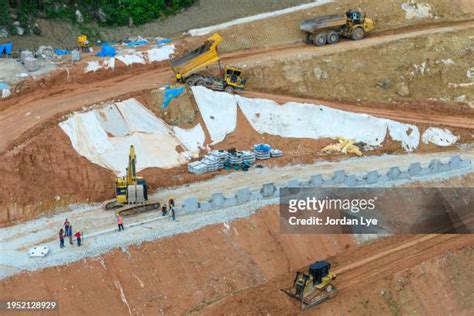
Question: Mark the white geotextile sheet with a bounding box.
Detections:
[60,99,202,175]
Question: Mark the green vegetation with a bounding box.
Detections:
[1,0,196,35]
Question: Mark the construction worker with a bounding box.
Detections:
[68,225,73,245]
[117,213,124,231]
[176,73,183,84]
[170,206,176,221]
[59,229,65,248]
[74,231,82,246]
[161,204,167,216]
[64,219,70,237]
[168,198,175,208]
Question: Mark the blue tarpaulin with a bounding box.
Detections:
[0,82,9,90]
[125,39,149,47]
[0,42,13,55]
[96,45,116,57]
[162,86,185,108]
[156,38,172,47]
[254,143,272,153]
[54,49,70,55]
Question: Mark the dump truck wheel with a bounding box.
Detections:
[313,33,327,46]
[224,86,234,94]
[195,80,206,87]
[351,27,365,40]
[327,31,339,44]
[304,33,313,44]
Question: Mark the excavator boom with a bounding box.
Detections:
[127,145,137,185]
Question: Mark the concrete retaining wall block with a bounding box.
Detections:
[408,163,422,176]
[356,179,367,186]
[387,167,401,180]
[344,175,357,187]
[184,197,198,213]
[310,175,323,187]
[332,170,347,184]
[199,201,212,212]
[449,155,462,169]
[429,159,441,173]
[224,197,237,208]
[261,183,276,198]
[236,188,251,204]
[211,193,225,208]
[367,171,380,184]
[287,179,300,188]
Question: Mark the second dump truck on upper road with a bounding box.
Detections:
[300,9,375,46]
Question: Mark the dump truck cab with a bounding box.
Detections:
[223,66,246,91]
[344,9,375,36]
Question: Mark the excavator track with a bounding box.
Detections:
[103,200,161,217]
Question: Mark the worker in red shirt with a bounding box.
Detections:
[74,231,82,247]
[116,213,124,231]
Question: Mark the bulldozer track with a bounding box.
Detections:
[334,234,474,291]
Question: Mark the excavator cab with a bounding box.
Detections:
[223,66,246,92]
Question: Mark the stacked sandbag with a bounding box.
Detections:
[254,143,271,160]
[188,146,279,174]
[270,148,283,158]
[201,155,220,172]
[187,161,207,174]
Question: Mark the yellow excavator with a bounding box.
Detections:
[282,260,337,310]
[77,34,91,52]
[115,145,148,204]
[104,146,161,216]
[170,33,246,94]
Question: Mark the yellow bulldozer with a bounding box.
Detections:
[170,33,246,94]
[282,260,337,310]
[300,9,375,46]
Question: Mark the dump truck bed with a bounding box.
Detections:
[170,33,222,78]
[300,14,346,33]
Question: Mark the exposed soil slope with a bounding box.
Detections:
[242,25,474,103]
[0,206,355,315]
[201,234,474,315]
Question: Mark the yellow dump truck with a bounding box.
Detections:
[170,33,246,93]
[300,9,375,46]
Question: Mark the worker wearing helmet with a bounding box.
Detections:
[176,73,183,84]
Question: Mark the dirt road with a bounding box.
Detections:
[1,21,473,154]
